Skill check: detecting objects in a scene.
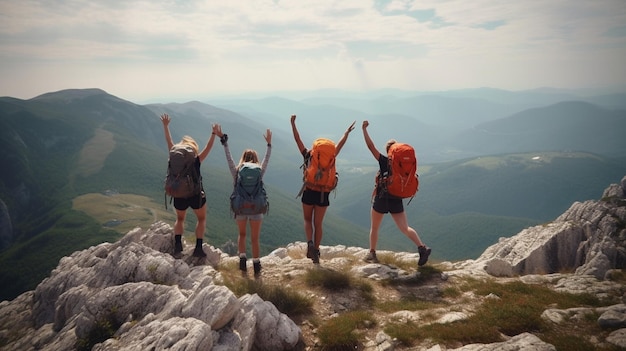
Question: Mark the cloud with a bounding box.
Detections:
[0,0,625,100]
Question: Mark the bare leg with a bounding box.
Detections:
[312,206,328,249]
[302,203,314,242]
[249,219,262,259]
[192,204,207,239]
[174,209,186,234]
[369,208,385,251]
[390,211,425,247]
[236,219,248,254]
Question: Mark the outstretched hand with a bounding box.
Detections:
[346,120,356,134]
[213,124,223,137]
[160,113,170,126]
[290,114,296,124]
[264,129,272,144]
[362,120,369,129]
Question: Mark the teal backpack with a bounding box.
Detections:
[230,162,269,215]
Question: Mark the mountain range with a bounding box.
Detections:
[0,87,625,301]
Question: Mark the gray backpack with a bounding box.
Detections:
[164,144,201,199]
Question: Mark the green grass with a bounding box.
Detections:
[221,269,313,318]
[305,268,352,291]
[317,310,377,350]
[386,278,613,348]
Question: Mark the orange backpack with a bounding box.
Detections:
[302,138,338,192]
[378,143,418,199]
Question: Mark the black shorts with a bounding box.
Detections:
[301,188,330,207]
[372,195,404,214]
[173,191,206,211]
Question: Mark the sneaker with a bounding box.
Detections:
[253,261,262,277]
[418,246,431,266]
[306,241,315,259]
[312,249,320,264]
[193,247,207,258]
[364,251,379,263]
[239,257,247,272]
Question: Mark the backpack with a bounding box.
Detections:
[300,138,338,193]
[377,143,419,199]
[164,143,202,199]
[230,162,269,215]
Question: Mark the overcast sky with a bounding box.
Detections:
[1,0,625,102]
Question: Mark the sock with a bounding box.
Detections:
[307,240,313,246]
[196,238,203,248]
[253,258,260,263]
[239,253,247,259]
[175,234,182,243]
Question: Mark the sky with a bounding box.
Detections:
[1,0,625,102]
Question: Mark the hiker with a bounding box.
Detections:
[213,124,272,277]
[161,113,216,258]
[361,120,431,266]
[290,114,355,264]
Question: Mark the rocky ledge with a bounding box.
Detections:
[1,176,625,350]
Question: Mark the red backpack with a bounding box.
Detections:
[301,138,338,192]
[378,143,418,199]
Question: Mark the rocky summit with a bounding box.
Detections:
[1,176,626,351]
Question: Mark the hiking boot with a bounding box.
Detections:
[193,247,207,258]
[173,241,183,258]
[312,249,320,264]
[364,251,379,263]
[253,261,262,278]
[239,257,247,272]
[306,241,315,259]
[418,246,431,266]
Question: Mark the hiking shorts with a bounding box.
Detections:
[174,191,206,211]
[372,195,404,214]
[235,213,264,221]
[301,189,330,207]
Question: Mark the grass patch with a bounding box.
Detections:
[375,252,416,271]
[305,268,351,291]
[317,310,376,350]
[222,274,313,318]
[377,295,441,313]
[386,279,611,348]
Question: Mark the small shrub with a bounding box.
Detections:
[75,312,123,351]
[318,310,376,350]
[305,268,351,291]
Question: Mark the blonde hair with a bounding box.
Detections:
[238,149,259,167]
[179,136,199,154]
[385,139,397,152]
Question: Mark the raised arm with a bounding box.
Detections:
[362,120,381,160]
[335,120,355,155]
[290,115,306,154]
[213,124,237,177]
[197,125,217,162]
[160,114,174,150]
[260,128,272,176]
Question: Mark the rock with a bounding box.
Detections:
[606,328,626,349]
[449,332,556,350]
[465,176,626,279]
[598,304,626,329]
